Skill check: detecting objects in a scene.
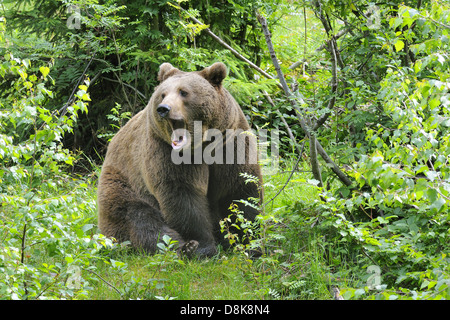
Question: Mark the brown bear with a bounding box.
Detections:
[97,62,262,257]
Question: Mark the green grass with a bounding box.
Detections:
[1,157,351,300]
[0,3,353,300]
[74,161,344,300]
[89,253,267,300]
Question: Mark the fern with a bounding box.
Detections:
[268,288,281,300]
[286,280,306,291]
[224,77,278,106]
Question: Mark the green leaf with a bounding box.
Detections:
[425,170,439,182]
[395,40,405,52]
[427,188,438,202]
[390,16,403,29]
[110,259,126,269]
[414,61,422,73]
[431,197,446,212]
[39,66,50,78]
[429,98,440,110]
[81,224,94,233]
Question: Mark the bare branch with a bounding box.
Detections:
[86,269,122,296]
[257,13,292,96]
[175,4,352,187]
[257,12,325,186]
[313,36,338,131]
[316,142,352,186]
[418,12,450,30]
[103,76,147,100]
[263,140,306,210]
[256,12,308,126]
[175,5,282,89]
[257,11,352,187]
[315,27,351,52]
[289,27,351,70]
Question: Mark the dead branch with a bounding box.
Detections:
[308,129,323,187]
[263,140,306,210]
[175,3,352,187]
[257,11,324,186]
[175,4,283,89]
[288,28,350,70]
[312,34,338,131]
[256,12,309,131]
[257,11,352,187]
[262,91,303,155]
[315,27,350,52]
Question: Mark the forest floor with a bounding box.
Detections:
[80,161,337,300]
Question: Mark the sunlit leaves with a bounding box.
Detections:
[316,0,450,301]
[394,39,405,52]
[0,43,97,299]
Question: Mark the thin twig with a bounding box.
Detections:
[315,27,350,52]
[58,46,99,117]
[418,12,450,30]
[103,76,147,100]
[176,4,352,187]
[312,36,338,131]
[262,90,302,154]
[263,140,306,210]
[257,12,293,99]
[257,11,352,187]
[171,3,282,89]
[86,269,122,296]
[288,27,350,70]
[257,12,325,187]
[311,0,342,132]
[112,30,133,110]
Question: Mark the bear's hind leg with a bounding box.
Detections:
[127,201,184,252]
[127,201,200,257]
[97,167,186,254]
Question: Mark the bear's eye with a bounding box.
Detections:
[179,90,188,97]
[161,93,166,99]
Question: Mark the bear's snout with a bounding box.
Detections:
[157,104,171,118]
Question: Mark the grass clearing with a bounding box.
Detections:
[0,148,357,300]
[74,161,342,300]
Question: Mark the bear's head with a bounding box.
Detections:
[148,62,230,151]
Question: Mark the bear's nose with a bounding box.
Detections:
[156,104,171,118]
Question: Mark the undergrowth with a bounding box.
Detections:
[2,2,450,300]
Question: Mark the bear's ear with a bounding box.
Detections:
[199,62,227,88]
[158,63,181,82]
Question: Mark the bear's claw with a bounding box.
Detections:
[180,240,199,258]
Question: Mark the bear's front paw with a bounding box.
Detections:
[180,240,199,258]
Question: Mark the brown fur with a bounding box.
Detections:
[97,62,262,257]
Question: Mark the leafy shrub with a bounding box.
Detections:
[311,2,450,299]
[0,31,109,299]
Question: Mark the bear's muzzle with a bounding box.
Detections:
[156,104,171,118]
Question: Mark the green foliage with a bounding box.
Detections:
[304,0,450,300]
[0,37,103,299]
[96,102,131,142]
[1,0,450,301]
[2,0,277,160]
[0,48,183,300]
[220,173,266,253]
